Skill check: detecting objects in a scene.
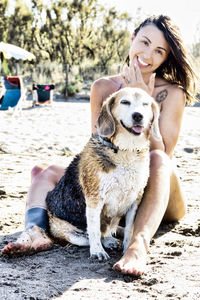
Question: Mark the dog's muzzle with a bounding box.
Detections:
[120,112,144,135]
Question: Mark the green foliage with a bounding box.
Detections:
[67,84,78,96]
[1,0,134,91]
[2,0,198,96]
[192,42,200,58]
[7,0,33,48]
[60,83,80,96]
[0,0,9,41]
[2,58,9,75]
[4,0,133,67]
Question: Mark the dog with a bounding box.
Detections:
[46,87,162,260]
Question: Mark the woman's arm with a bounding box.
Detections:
[90,77,118,134]
[151,86,186,158]
[90,80,104,134]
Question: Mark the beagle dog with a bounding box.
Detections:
[46,87,162,260]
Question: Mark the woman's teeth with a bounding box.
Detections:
[138,57,149,66]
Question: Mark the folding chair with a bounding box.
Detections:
[32,84,55,107]
[0,77,6,105]
[0,76,24,111]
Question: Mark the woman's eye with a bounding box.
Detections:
[156,49,163,55]
[121,100,130,105]
[142,40,148,46]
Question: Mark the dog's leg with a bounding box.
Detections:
[102,217,122,250]
[86,204,110,261]
[116,226,124,238]
[49,215,89,246]
[67,230,89,246]
[123,202,138,253]
[102,234,122,250]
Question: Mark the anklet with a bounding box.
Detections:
[25,207,48,231]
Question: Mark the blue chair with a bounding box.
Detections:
[0,76,22,110]
[32,84,55,106]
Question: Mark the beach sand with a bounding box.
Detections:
[0,99,199,300]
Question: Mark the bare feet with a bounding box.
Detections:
[1,226,53,257]
[113,236,148,276]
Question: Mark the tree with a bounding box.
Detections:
[192,22,200,59]
[30,0,101,96]
[0,0,9,42]
[6,0,33,49]
[2,0,140,96]
[0,0,9,74]
[91,7,131,73]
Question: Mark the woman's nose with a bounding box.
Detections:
[143,48,152,59]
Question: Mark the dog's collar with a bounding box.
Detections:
[96,135,119,153]
[93,134,148,155]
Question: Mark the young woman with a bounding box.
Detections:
[2,15,198,276]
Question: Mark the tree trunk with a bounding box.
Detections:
[65,63,69,98]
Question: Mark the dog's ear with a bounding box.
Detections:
[97,95,116,137]
[151,100,162,141]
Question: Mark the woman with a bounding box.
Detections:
[2,15,198,276]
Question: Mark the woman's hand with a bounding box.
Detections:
[121,60,155,96]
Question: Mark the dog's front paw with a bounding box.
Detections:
[90,245,110,261]
[102,236,122,250]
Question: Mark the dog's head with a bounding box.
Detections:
[97,87,162,150]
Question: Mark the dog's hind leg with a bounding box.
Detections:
[116,226,124,238]
[102,235,122,250]
[102,217,122,250]
[68,230,89,246]
[49,214,89,246]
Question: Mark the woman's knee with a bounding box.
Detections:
[150,150,171,170]
[31,164,63,185]
[31,164,48,179]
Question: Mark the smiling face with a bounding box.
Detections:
[97,87,162,151]
[113,88,155,136]
[129,24,170,75]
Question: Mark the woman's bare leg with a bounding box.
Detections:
[163,162,186,222]
[1,164,65,257]
[113,150,186,276]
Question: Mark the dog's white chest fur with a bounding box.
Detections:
[98,154,149,217]
[47,87,161,261]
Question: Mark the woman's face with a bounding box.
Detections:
[129,24,170,74]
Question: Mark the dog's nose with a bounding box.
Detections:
[132,112,143,122]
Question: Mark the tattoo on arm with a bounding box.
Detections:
[156,89,168,103]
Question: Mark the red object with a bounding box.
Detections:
[6,76,20,87]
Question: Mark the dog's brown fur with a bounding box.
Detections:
[46,87,161,260]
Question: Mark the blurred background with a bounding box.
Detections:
[0,0,199,98]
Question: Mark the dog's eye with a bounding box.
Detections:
[143,102,149,106]
[120,100,130,105]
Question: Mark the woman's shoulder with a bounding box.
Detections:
[154,77,185,106]
[155,77,184,92]
[91,75,122,101]
[92,75,121,90]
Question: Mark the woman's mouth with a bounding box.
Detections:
[137,56,150,68]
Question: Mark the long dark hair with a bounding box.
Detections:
[126,15,198,105]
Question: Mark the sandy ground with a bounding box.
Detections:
[0,99,200,300]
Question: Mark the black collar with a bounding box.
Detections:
[93,134,147,155]
[96,135,119,153]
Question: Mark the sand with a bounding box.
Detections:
[0,99,200,300]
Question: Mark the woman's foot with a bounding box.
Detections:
[113,235,148,276]
[1,226,53,257]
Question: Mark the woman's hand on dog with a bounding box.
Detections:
[121,60,155,96]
